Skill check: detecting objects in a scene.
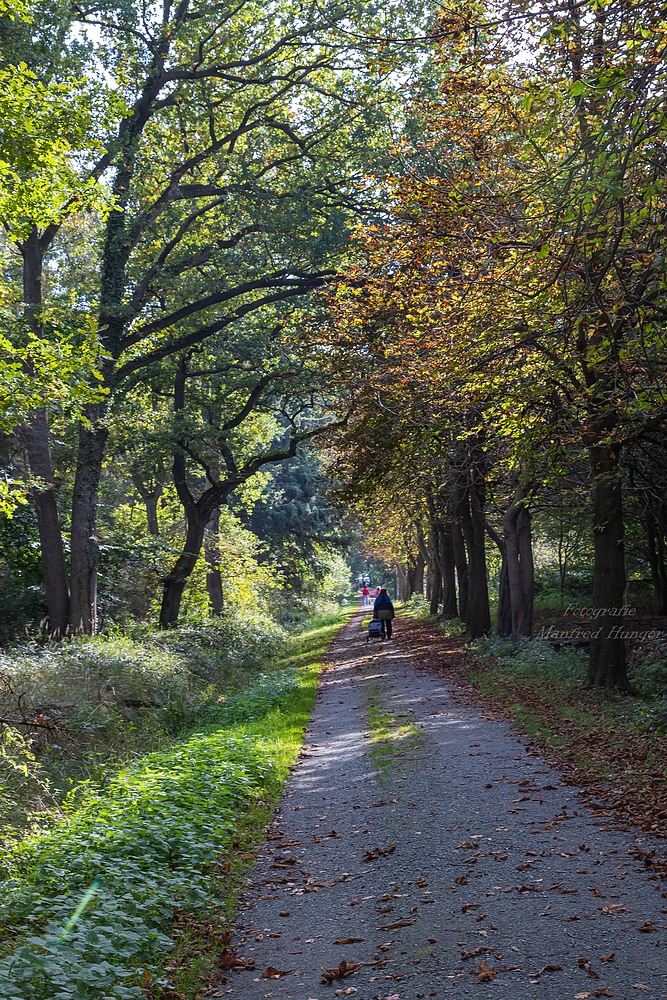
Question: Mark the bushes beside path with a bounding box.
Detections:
[0,610,348,1000]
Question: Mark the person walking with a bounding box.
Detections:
[373,587,395,640]
[362,585,370,607]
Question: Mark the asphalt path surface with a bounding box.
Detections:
[213,610,667,999]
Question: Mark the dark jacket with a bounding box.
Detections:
[373,593,395,619]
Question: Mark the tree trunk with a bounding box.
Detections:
[451,522,469,623]
[429,567,442,616]
[497,557,512,636]
[69,407,109,634]
[396,563,410,601]
[503,489,534,639]
[439,524,458,618]
[205,508,224,616]
[460,486,490,638]
[645,510,667,615]
[19,227,70,634]
[130,471,163,537]
[160,509,207,627]
[586,443,629,689]
[20,412,70,635]
[410,552,425,595]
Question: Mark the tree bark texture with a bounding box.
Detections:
[205,508,224,616]
[587,443,629,689]
[19,227,70,634]
[438,524,458,618]
[160,510,207,627]
[645,510,667,614]
[69,407,109,634]
[459,485,490,638]
[503,489,534,639]
[451,522,469,624]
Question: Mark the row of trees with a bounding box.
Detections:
[1,0,428,632]
[328,0,667,690]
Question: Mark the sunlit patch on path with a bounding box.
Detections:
[211,611,667,999]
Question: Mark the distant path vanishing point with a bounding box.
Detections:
[211,609,667,999]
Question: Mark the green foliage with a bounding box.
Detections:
[0,727,272,997]
[474,635,588,686]
[0,65,112,238]
[0,599,345,1000]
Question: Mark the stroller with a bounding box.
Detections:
[367,619,384,643]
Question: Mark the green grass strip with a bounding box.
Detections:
[0,609,347,1000]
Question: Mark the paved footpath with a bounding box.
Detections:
[212,611,667,999]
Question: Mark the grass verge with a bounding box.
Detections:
[0,608,349,1000]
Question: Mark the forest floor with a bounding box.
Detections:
[210,607,667,1000]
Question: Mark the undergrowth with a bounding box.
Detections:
[0,607,349,1000]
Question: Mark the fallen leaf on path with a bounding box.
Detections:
[531,964,563,976]
[334,989,357,996]
[593,989,613,997]
[362,843,397,863]
[461,946,493,960]
[472,961,496,982]
[348,898,362,906]
[600,903,628,915]
[219,952,255,970]
[262,966,291,979]
[377,942,392,951]
[377,918,415,930]
[638,921,657,932]
[321,960,360,983]
[600,953,615,963]
[577,957,599,979]
[334,937,364,945]
[632,985,651,991]
[455,876,469,885]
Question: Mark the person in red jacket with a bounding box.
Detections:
[362,585,370,606]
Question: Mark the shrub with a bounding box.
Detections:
[0,667,301,1000]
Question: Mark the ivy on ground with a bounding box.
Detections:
[0,669,303,1000]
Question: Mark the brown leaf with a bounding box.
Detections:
[321,960,360,984]
[638,921,657,932]
[377,917,415,930]
[473,961,496,982]
[461,946,494,960]
[361,842,397,863]
[334,937,365,945]
[577,957,599,979]
[600,953,615,963]
[262,966,291,979]
[219,952,255,970]
[533,964,563,976]
[593,990,613,998]
[455,876,469,885]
